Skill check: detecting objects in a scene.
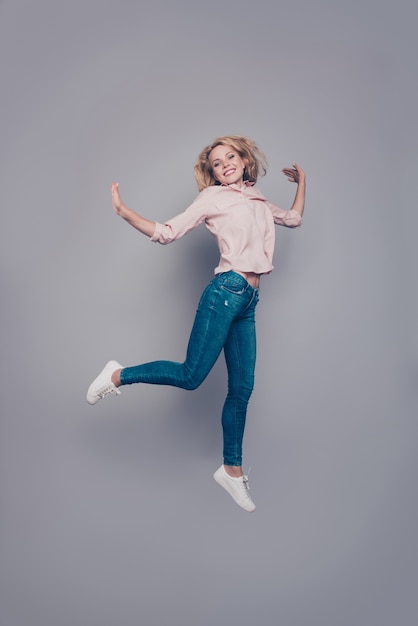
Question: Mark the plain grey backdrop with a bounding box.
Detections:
[1,1,417,625]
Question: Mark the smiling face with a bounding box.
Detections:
[208,144,246,187]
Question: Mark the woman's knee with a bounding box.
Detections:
[228,376,254,403]
[181,366,207,391]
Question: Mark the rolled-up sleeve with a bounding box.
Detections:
[268,203,303,228]
[150,193,210,244]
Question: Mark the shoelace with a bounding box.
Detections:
[97,384,121,399]
[240,475,252,501]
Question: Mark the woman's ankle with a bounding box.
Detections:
[111,369,122,387]
[224,465,243,478]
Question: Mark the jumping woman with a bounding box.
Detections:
[87,135,306,512]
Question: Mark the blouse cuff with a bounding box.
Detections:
[286,210,303,227]
[150,222,163,242]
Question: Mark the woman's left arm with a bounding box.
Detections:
[282,163,306,219]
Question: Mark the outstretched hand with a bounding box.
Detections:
[282,163,305,184]
[111,181,125,216]
[109,181,156,236]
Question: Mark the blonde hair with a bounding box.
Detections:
[194,135,268,191]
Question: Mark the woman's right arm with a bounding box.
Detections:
[111,182,156,238]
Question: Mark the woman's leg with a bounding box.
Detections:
[212,290,258,512]
[119,276,235,389]
[221,298,257,469]
[87,272,257,410]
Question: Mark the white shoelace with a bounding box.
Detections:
[240,475,253,501]
[97,384,121,399]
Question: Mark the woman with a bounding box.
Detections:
[87,136,306,512]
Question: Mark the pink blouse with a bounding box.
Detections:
[150,182,302,275]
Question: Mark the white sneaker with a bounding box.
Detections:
[86,360,124,405]
[213,465,256,512]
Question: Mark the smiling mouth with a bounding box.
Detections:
[224,169,235,176]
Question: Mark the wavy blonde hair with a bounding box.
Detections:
[194,135,268,191]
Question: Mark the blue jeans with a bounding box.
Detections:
[120,271,259,466]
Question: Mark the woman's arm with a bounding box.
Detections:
[111,182,156,237]
[282,163,306,219]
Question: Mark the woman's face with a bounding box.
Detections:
[209,144,246,187]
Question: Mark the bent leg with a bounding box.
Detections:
[120,278,234,390]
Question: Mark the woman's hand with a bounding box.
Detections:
[111,181,127,217]
[282,163,305,184]
[110,181,156,237]
[284,163,306,218]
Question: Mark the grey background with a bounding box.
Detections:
[1,0,417,625]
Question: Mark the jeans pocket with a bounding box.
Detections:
[220,283,246,296]
[219,272,248,295]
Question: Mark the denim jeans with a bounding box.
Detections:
[120,271,259,466]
